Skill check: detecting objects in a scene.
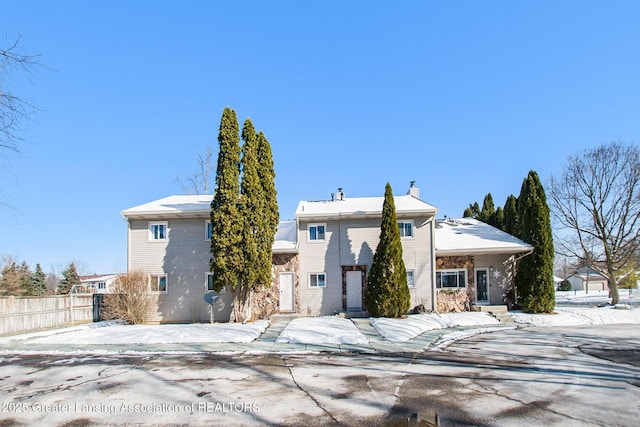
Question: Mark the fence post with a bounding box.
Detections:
[69,293,74,326]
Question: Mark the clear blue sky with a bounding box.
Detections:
[1,1,638,275]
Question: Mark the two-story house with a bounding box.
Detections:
[121,184,532,323]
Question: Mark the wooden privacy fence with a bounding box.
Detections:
[0,294,94,336]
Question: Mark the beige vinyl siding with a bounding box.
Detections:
[298,220,342,316]
[474,254,514,305]
[298,215,434,315]
[128,218,231,323]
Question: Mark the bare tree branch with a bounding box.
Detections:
[0,35,41,158]
[549,141,640,304]
[175,146,215,195]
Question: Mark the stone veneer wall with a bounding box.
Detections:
[435,256,475,312]
[249,253,299,320]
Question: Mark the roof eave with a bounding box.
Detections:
[435,246,533,256]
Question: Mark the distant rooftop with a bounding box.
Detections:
[435,218,533,256]
[296,195,437,219]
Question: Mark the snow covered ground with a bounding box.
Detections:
[0,320,270,345]
[276,316,368,344]
[370,312,499,342]
[512,305,640,326]
[555,288,639,305]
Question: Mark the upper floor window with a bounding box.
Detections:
[398,221,414,238]
[436,270,466,289]
[150,274,168,293]
[148,222,168,242]
[205,221,213,241]
[97,282,106,290]
[407,270,415,287]
[308,224,326,242]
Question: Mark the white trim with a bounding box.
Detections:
[309,272,326,288]
[205,220,212,241]
[406,269,415,287]
[149,274,168,293]
[307,224,326,242]
[148,221,168,242]
[205,272,216,292]
[474,267,490,304]
[436,269,467,290]
[398,220,414,239]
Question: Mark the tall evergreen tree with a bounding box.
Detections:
[31,263,47,296]
[58,262,80,294]
[256,130,279,287]
[364,183,411,317]
[490,206,505,230]
[514,171,555,313]
[235,118,262,321]
[210,108,243,295]
[502,194,519,236]
[479,193,496,223]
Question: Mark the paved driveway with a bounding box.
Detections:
[0,324,638,426]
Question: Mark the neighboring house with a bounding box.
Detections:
[79,274,122,294]
[434,218,533,310]
[567,268,609,292]
[121,184,533,323]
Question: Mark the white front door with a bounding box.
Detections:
[475,268,490,304]
[279,272,295,312]
[346,270,362,311]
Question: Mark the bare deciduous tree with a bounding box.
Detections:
[549,141,640,304]
[175,146,214,195]
[0,35,41,158]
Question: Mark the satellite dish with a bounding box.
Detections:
[204,292,219,305]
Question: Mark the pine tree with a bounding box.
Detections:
[18,261,31,295]
[210,107,243,294]
[514,171,555,313]
[364,183,410,317]
[479,193,496,223]
[256,130,279,287]
[490,206,505,230]
[58,262,80,294]
[31,264,48,296]
[502,194,519,236]
[0,262,21,296]
[463,202,480,219]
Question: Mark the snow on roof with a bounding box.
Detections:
[121,195,213,219]
[435,218,533,255]
[80,274,121,283]
[296,195,437,219]
[273,220,297,253]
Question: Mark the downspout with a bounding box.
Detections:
[428,216,437,313]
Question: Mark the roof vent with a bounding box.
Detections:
[337,188,345,201]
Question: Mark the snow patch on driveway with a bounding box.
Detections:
[276,316,368,345]
[370,312,500,342]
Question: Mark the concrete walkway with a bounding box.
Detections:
[0,317,516,355]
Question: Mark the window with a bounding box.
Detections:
[407,270,415,287]
[149,222,168,241]
[308,224,326,241]
[436,270,467,289]
[398,221,413,238]
[205,221,213,241]
[206,273,216,292]
[150,274,168,293]
[309,273,326,288]
[97,282,106,290]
